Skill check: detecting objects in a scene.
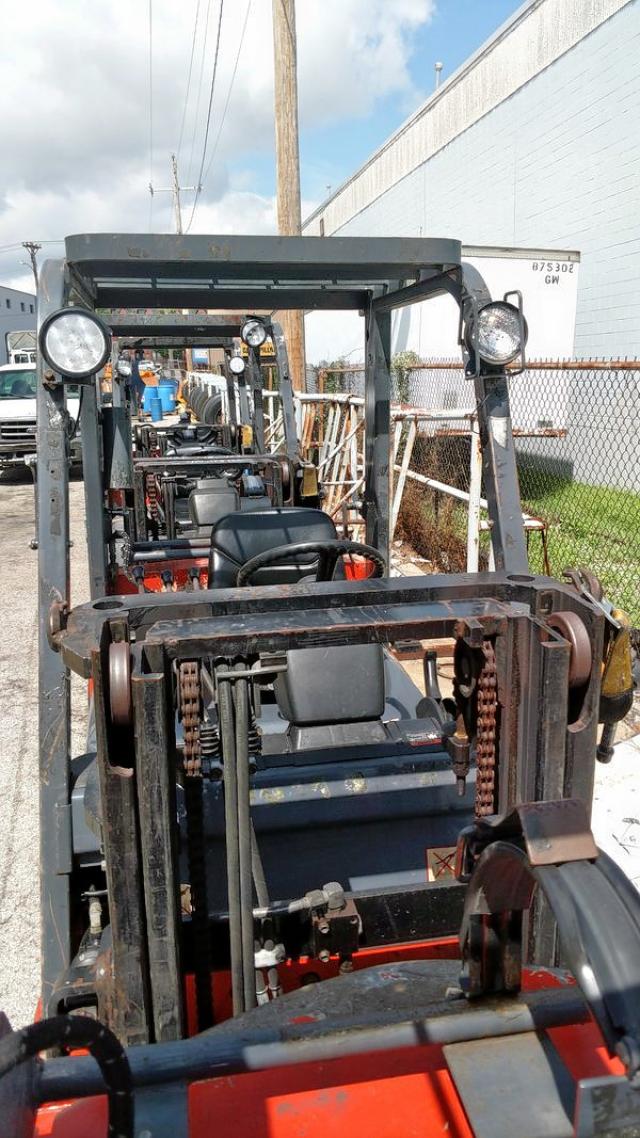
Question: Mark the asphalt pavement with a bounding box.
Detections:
[0,469,88,1028]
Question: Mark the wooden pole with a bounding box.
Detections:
[272,0,306,391]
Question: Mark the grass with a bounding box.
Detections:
[400,471,640,624]
[519,473,640,622]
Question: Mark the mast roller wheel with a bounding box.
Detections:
[109,640,132,726]
[547,611,592,688]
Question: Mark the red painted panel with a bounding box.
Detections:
[189,1047,474,1138]
[184,938,460,1034]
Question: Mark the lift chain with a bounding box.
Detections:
[179,661,201,777]
[145,472,159,523]
[475,638,498,818]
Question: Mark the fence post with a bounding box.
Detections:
[391,416,417,539]
[466,415,482,572]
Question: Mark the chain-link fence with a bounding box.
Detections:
[310,360,640,626]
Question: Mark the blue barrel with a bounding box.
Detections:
[149,396,163,422]
[158,379,178,413]
[142,385,158,414]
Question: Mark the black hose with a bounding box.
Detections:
[39,988,590,1102]
[235,672,257,1011]
[0,1014,132,1138]
[251,823,269,910]
[219,675,244,1015]
[184,778,214,1031]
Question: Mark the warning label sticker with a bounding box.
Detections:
[426,845,457,882]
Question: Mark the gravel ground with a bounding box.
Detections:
[0,469,88,1028]
[0,470,636,1031]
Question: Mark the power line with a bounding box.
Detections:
[203,0,252,186]
[177,0,202,160]
[186,0,225,233]
[186,0,213,185]
[148,0,154,229]
[22,242,42,290]
[0,239,63,254]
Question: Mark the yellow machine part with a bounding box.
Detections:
[601,610,633,699]
[301,464,319,498]
[241,425,254,449]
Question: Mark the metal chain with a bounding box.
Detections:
[475,638,498,817]
[179,660,201,777]
[145,472,159,523]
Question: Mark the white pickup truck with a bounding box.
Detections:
[0,362,81,471]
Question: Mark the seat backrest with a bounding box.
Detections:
[209,506,337,588]
[274,644,385,725]
[189,481,240,528]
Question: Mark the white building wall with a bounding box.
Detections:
[305,0,640,359]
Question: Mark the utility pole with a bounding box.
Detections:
[22,241,42,291]
[150,154,198,236]
[272,0,306,391]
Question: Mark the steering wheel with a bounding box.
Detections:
[236,539,387,587]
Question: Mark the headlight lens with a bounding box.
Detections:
[40,308,111,378]
[229,355,246,375]
[241,318,267,348]
[472,302,526,366]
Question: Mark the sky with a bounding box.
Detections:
[0,0,524,293]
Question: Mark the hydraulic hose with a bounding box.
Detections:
[184,777,214,1031]
[234,670,258,1011]
[0,1015,133,1138]
[219,675,244,1015]
[251,822,269,910]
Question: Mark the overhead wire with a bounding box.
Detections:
[186,0,213,186]
[177,0,202,160]
[0,239,63,256]
[185,0,225,233]
[203,0,252,186]
[148,0,154,230]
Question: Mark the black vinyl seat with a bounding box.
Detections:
[188,480,271,535]
[208,506,386,739]
[208,507,340,589]
[188,481,241,530]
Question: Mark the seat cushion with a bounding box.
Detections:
[209,507,337,588]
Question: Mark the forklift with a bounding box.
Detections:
[84,310,318,592]
[2,232,637,1138]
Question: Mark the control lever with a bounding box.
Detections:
[416,649,457,726]
[132,565,145,594]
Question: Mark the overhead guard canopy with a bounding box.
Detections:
[64,233,462,311]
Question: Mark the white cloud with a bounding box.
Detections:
[0,0,435,286]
